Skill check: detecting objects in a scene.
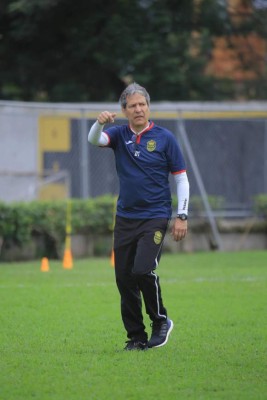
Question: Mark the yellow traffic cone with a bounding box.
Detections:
[40,257,50,272]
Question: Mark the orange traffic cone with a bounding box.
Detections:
[110,248,115,268]
[63,248,73,269]
[40,257,50,272]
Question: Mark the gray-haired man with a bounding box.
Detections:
[88,83,190,350]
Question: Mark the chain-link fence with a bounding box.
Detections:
[0,101,267,216]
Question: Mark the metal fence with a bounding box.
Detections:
[0,100,267,216]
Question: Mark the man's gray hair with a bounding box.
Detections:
[119,82,150,109]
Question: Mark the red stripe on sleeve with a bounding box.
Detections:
[171,169,186,175]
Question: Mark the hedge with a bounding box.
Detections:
[0,195,115,260]
[0,194,266,261]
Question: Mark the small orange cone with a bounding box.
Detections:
[40,257,50,272]
[63,248,73,269]
[110,249,115,268]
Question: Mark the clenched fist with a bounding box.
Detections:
[97,111,117,125]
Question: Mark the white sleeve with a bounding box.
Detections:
[88,121,109,146]
[174,171,190,215]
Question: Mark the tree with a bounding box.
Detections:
[0,0,266,102]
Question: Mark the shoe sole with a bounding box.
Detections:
[124,346,148,351]
[149,319,174,348]
[124,342,148,351]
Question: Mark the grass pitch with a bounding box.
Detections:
[0,251,266,400]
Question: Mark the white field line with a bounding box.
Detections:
[0,282,114,289]
[169,276,267,283]
[0,276,266,289]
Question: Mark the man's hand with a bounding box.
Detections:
[171,218,188,242]
[97,111,117,125]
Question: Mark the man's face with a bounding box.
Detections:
[122,93,150,132]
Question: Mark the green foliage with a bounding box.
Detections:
[71,195,115,234]
[0,0,266,101]
[188,195,225,215]
[253,194,267,217]
[0,196,116,260]
[0,202,17,240]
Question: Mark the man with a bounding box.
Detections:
[88,83,189,351]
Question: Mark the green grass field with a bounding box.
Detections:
[0,251,266,400]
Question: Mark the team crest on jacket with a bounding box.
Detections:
[154,231,162,245]
[147,140,156,152]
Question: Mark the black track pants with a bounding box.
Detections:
[114,216,169,341]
